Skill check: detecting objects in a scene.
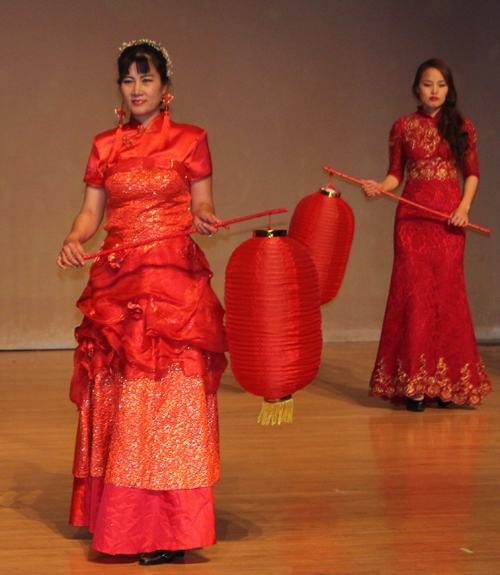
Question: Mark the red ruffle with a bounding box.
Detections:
[70,235,227,406]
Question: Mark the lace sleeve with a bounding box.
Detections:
[462,118,479,179]
[387,119,406,184]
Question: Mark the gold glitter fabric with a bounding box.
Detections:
[73,367,220,490]
[104,166,193,243]
[370,355,492,406]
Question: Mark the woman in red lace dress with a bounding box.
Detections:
[362,58,492,412]
[57,41,227,564]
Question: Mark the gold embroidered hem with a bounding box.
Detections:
[370,355,493,406]
[73,367,220,490]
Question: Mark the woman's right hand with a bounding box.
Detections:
[360,179,382,197]
[57,236,87,270]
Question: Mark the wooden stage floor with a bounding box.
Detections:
[1,342,499,575]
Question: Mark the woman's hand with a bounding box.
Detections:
[57,235,87,270]
[190,176,228,236]
[448,175,477,228]
[360,179,382,197]
[448,204,469,227]
[193,209,224,236]
[361,175,400,198]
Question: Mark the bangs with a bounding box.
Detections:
[118,53,152,83]
[134,54,152,75]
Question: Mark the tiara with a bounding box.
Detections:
[119,39,173,76]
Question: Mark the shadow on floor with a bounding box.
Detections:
[5,461,77,539]
[215,507,263,541]
[305,363,396,409]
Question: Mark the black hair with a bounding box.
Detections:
[412,58,469,167]
[117,43,170,88]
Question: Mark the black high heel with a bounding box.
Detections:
[406,397,425,412]
[139,550,185,566]
[436,397,453,408]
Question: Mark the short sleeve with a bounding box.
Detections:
[184,131,212,182]
[462,118,479,179]
[386,120,406,184]
[84,139,106,188]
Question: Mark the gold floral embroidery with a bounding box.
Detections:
[403,121,439,157]
[399,114,462,180]
[427,357,450,398]
[371,358,394,396]
[370,356,492,405]
[478,362,491,395]
[407,158,459,181]
[452,363,472,405]
[394,359,409,395]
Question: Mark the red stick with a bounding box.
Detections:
[323,166,491,235]
[83,208,289,260]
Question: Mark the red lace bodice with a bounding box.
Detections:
[387,108,479,216]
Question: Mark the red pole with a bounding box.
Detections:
[323,166,491,235]
[83,208,289,260]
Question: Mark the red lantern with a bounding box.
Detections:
[225,230,322,425]
[289,186,355,305]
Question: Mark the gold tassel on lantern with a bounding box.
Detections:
[257,395,293,426]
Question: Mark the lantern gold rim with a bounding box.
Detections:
[319,187,341,198]
[263,395,293,403]
[253,229,288,237]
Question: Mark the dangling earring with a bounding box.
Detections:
[161,93,174,112]
[115,102,126,125]
[108,102,127,166]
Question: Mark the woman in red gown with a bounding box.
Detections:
[57,40,227,564]
[362,59,492,412]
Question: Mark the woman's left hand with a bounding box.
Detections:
[448,205,469,227]
[193,209,224,236]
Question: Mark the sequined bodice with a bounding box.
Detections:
[104,165,192,242]
[83,113,213,245]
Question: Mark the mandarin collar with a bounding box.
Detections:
[126,112,165,133]
[416,106,442,121]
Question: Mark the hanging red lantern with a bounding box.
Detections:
[289,185,355,305]
[225,230,322,425]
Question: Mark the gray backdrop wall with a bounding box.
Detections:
[1,0,498,349]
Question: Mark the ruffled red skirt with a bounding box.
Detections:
[69,235,227,554]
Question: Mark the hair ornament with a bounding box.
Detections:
[119,39,173,76]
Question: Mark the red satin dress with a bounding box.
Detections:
[370,108,492,405]
[68,112,228,554]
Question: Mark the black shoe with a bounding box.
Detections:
[437,397,453,408]
[139,550,185,566]
[406,397,425,412]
